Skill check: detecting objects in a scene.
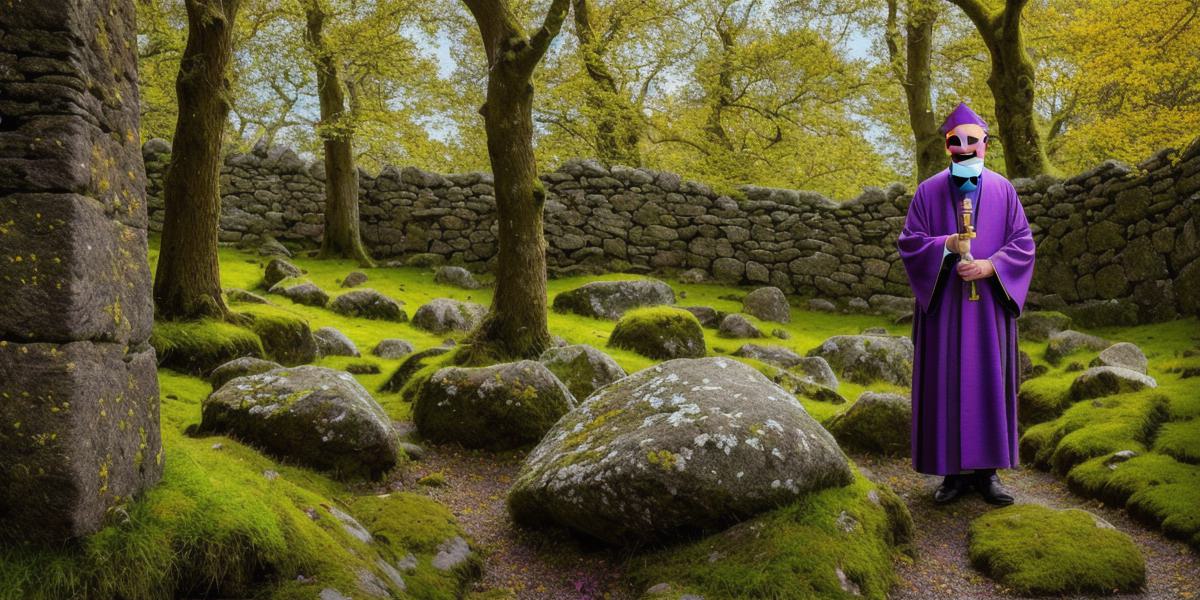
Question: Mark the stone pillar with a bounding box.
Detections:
[0,0,162,541]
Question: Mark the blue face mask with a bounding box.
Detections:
[950,157,983,191]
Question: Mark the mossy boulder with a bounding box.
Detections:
[208,356,282,389]
[1017,311,1072,341]
[263,257,302,288]
[507,357,854,545]
[1068,366,1157,401]
[608,306,706,359]
[552,279,676,320]
[413,361,576,450]
[968,504,1145,596]
[807,334,913,386]
[717,313,766,338]
[826,392,911,456]
[742,286,791,323]
[538,344,627,401]
[629,470,913,600]
[380,346,453,394]
[330,289,407,322]
[314,326,360,357]
[240,309,319,365]
[411,298,486,334]
[201,366,400,479]
[372,339,415,359]
[150,319,265,376]
[1090,342,1149,374]
[1045,330,1108,365]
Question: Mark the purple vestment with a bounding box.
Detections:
[898,168,1036,475]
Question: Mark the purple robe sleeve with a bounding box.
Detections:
[985,185,1036,316]
[898,185,955,313]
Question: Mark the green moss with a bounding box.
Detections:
[233,304,316,366]
[1153,418,1200,464]
[608,306,706,360]
[1066,453,1200,548]
[417,471,448,487]
[0,371,473,600]
[967,504,1145,596]
[628,469,913,600]
[1019,391,1168,474]
[1016,375,1073,426]
[149,319,264,376]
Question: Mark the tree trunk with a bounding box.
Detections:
[153,0,241,320]
[887,0,943,182]
[950,0,1051,178]
[304,0,373,266]
[460,0,570,361]
[572,0,641,166]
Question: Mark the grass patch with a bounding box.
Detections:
[149,319,264,376]
[0,371,475,599]
[968,504,1145,596]
[630,468,913,600]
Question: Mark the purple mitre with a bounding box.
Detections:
[939,102,989,135]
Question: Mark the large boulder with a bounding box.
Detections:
[539,344,627,401]
[315,327,360,357]
[202,366,399,478]
[1089,342,1149,374]
[826,392,911,456]
[413,361,576,450]
[717,313,765,339]
[1045,330,1109,365]
[742,287,791,323]
[264,257,303,288]
[608,307,706,360]
[1068,366,1157,401]
[208,356,282,389]
[1018,311,1072,341]
[508,357,854,545]
[552,279,676,320]
[433,266,481,289]
[330,289,407,322]
[411,299,487,334]
[807,335,913,386]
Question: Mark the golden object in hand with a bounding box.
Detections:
[961,196,980,302]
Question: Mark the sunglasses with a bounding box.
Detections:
[945,133,989,148]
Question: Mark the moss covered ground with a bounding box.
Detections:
[967,504,1145,595]
[6,238,1197,598]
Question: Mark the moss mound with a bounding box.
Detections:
[608,306,705,359]
[1067,452,1200,548]
[236,305,318,365]
[630,469,913,600]
[968,504,1145,596]
[1019,391,1168,474]
[150,319,264,375]
[0,372,476,600]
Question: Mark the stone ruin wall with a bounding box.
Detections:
[142,138,1200,326]
[0,0,162,541]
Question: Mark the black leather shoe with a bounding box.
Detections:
[975,470,1015,506]
[933,473,973,504]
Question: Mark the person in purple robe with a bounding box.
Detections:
[897,102,1036,505]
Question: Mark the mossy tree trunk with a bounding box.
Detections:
[949,0,1051,178]
[154,0,242,320]
[303,0,373,267]
[886,0,943,183]
[460,0,571,361]
[572,0,641,166]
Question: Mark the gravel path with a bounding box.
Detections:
[852,453,1200,600]
[399,437,639,599]
[385,425,1199,600]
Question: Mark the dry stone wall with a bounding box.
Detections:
[1,0,163,541]
[143,138,1200,326]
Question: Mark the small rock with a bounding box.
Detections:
[276,282,329,307]
[807,334,913,386]
[314,327,360,357]
[826,392,912,456]
[433,266,481,289]
[1019,311,1073,341]
[552,279,676,320]
[678,268,708,284]
[539,344,627,401]
[717,313,765,339]
[732,344,803,368]
[1089,342,1149,374]
[225,288,271,305]
[742,287,790,323]
[264,257,303,288]
[1105,450,1138,469]
[372,339,415,359]
[411,298,487,334]
[608,307,707,359]
[399,442,425,460]
[1045,330,1109,365]
[432,536,472,571]
[1068,366,1157,401]
[208,356,282,389]
[772,328,791,340]
[330,289,407,322]
[680,305,725,328]
[340,271,368,288]
[809,298,837,312]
